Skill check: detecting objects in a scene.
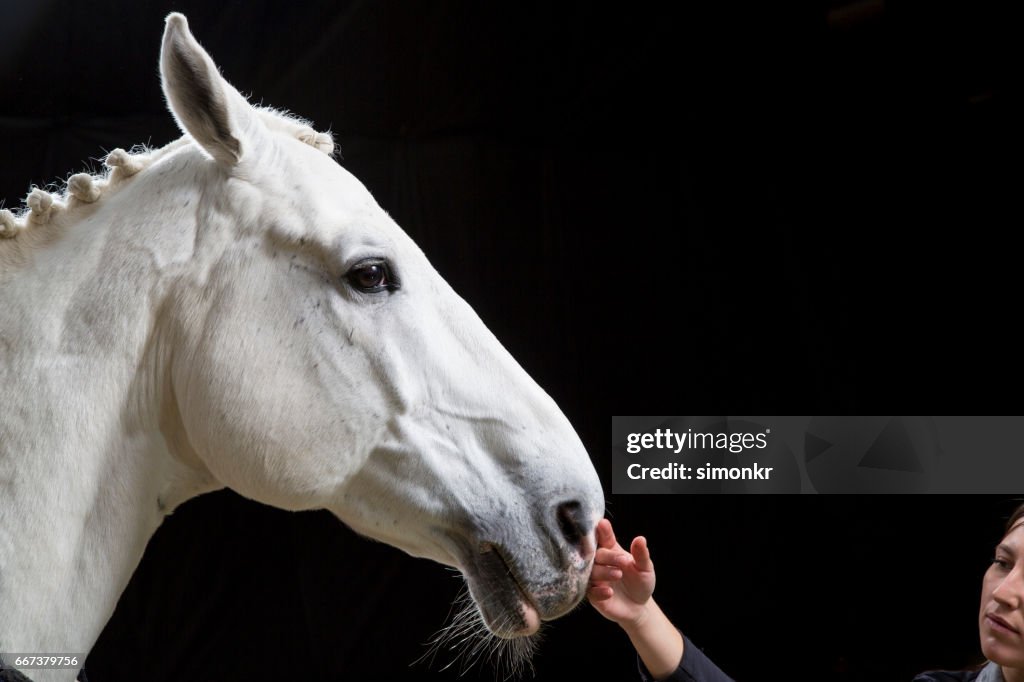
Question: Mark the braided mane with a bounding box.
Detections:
[0,108,334,244]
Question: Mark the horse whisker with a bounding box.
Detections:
[414,575,539,679]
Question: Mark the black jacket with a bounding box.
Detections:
[636,636,993,682]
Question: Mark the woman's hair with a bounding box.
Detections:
[1006,503,1024,538]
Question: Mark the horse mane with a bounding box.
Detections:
[0,108,334,244]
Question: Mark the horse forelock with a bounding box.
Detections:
[0,108,335,247]
[255,107,336,157]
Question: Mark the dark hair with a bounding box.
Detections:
[1006,503,1024,538]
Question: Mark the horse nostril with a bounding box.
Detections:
[555,500,588,551]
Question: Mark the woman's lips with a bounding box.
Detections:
[986,613,1020,636]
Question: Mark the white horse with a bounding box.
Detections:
[0,14,603,681]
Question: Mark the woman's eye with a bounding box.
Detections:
[993,557,1011,570]
[346,260,398,293]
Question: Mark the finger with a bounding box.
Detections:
[595,548,632,567]
[595,518,618,550]
[589,565,623,582]
[587,584,615,602]
[631,536,653,572]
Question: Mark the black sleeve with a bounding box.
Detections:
[638,635,735,682]
[912,672,980,681]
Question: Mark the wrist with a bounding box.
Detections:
[621,599,685,679]
[620,599,657,637]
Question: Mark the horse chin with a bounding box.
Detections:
[468,545,541,638]
[465,543,582,639]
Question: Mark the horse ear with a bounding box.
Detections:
[160,14,255,166]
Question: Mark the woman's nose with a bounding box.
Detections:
[993,568,1024,608]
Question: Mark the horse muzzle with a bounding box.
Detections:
[460,500,598,638]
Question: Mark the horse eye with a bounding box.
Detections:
[346,260,397,293]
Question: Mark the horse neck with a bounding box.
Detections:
[0,148,222,663]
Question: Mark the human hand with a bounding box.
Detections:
[586,518,657,629]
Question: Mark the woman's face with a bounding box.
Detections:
[980,521,1024,668]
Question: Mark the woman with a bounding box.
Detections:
[588,506,1024,681]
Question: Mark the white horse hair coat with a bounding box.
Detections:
[0,14,603,681]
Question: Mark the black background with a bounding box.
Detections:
[0,1,1019,680]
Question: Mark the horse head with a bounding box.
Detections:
[157,13,603,645]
